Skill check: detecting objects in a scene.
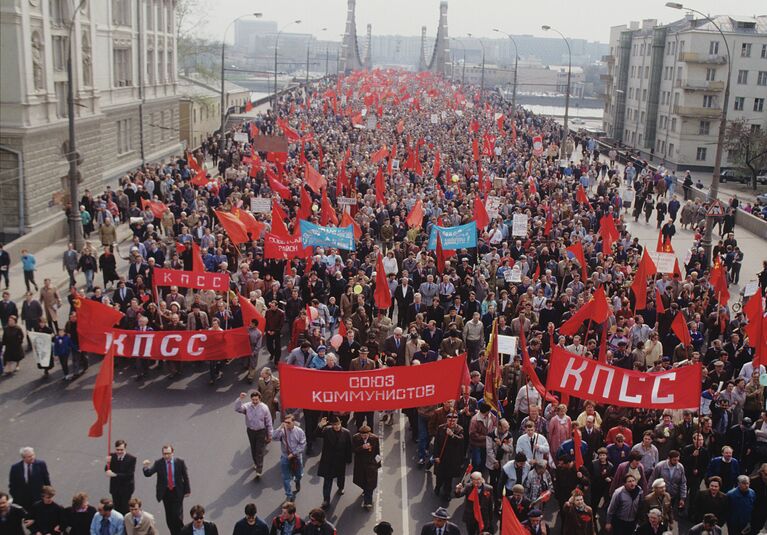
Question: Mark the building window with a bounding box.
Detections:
[755,98,765,112]
[117,118,132,154]
[752,124,762,135]
[167,2,173,33]
[49,0,66,26]
[645,66,649,79]
[640,44,645,56]
[706,68,716,81]
[668,143,674,156]
[703,95,715,108]
[146,50,154,84]
[113,47,132,87]
[156,1,164,33]
[640,111,645,123]
[734,96,745,111]
[696,147,707,161]
[758,72,767,86]
[737,70,748,84]
[642,89,647,101]
[167,50,174,82]
[709,41,719,55]
[54,81,67,118]
[676,66,682,80]
[146,1,154,30]
[762,44,767,59]
[699,121,710,135]
[52,35,67,72]
[671,118,677,132]
[742,43,752,57]
[629,87,634,99]
[157,49,165,83]
[638,133,643,146]
[112,0,131,26]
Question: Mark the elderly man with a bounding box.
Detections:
[455,472,494,535]
[8,446,51,511]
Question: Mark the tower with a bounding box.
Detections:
[364,23,373,69]
[339,0,363,72]
[417,26,428,71]
[427,1,450,76]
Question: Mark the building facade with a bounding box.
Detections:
[178,76,249,150]
[602,15,767,171]
[0,0,180,242]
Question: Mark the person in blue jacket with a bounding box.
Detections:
[726,475,756,535]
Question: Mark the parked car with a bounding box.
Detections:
[719,169,750,183]
[758,170,767,185]
[756,193,767,204]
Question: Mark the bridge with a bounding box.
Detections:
[339,0,450,75]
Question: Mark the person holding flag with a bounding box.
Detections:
[454,471,494,535]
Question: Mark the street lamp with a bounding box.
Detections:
[493,28,519,114]
[666,2,731,267]
[542,24,572,163]
[451,38,466,85]
[467,33,486,103]
[306,28,327,86]
[65,0,88,251]
[220,12,262,135]
[274,20,302,109]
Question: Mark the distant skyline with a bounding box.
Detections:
[198,0,765,44]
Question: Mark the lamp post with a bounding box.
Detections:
[542,25,571,162]
[666,2,731,267]
[220,13,262,135]
[274,20,302,110]
[493,28,519,113]
[65,0,87,251]
[451,38,466,84]
[467,33,486,103]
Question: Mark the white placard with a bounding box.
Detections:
[250,197,271,213]
[648,251,676,274]
[441,111,447,119]
[234,132,249,144]
[498,335,518,357]
[455,110,464,117]
[744,280,760,297]
[366,114,377,130]
[486,196,502,220]
[337,196,358,206]
[391,159,400,170]
[512,214,529,237]
[430,114,439,124]
[29,331,52,368]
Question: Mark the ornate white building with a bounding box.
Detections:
[0,0,180,242]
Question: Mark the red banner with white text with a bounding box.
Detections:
[78,327,251,360]
[546,347,701,410]
[278,355,467,411]
[264,232,311,260]
[152,268,230,292]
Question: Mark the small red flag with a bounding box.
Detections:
[566,241,588,281]
[192,242,205,273]
[375,166,386,205]
[573,427,585,470]
[374,252,392,311]
[436,232,446,275]
[671,312,692,346]
[88,344,115,438]
[371,145,388,164]
[320,188,338,226]
[501,494,527,535]
[245,100,253,112]
[238,293,266,332]
[472,138,480,162]
[297,187,313,222]
[432,152,441,179]
[268,172,292,201]
[467,486,485,533]
[405,199,424,228]
[473,196,490,229]
[340,211,362,240]
[656,288,666,314]
[710,258,730,306]
[576,185,592,210]
[304,162,327,194]
[140,199,167,219]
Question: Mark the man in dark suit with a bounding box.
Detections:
[455,472,494,535]
[180,504,218,535]
[8,446,50,510]
[105,439,136,514]
[112,280,135,312]
[419,506,461,535]
[407,293,426,326]
[394,277,414,328]
[142,444,190,535]
[381,327,407,366]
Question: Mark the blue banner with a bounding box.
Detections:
[299,220,356,251]
[428,222,477,250]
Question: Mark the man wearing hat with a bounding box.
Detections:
[522,508,550,534]
[350,346,377,429]
[373,521,394,535]
[433,412,465,499]
[419,507,460,535]
[316,416,352,510]
[352,425,380,510]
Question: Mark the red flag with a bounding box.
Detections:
[511,121,517,144]
[337,158,349,195]
[496,113,505,132]
[396,119,405,134]
[186,151,201,172]
[214,210,250,244]
[566,242,588,281]
[501,494,527,535]
[191,169,212,187]
[470,119,480,134]
[671,312,691,346]
[338,319,347,337]
[459,353,471,394]
[599,215,619,253]
[473,196,490,229]
[320,188,338,226]
[559,287,610,336]
[140,199,167,219]
[276,117,300,141]
[710,258,730,305]
[192,242,205,273]
[576,185,592,210]
[297,187,314,222]
[432,152,441,179]
[743,293,767,367]
[245,100,253,112]
[573,428,585,470]
[304,162,327,194]
[405,199,424,228]
[520,328,558,405]
[73,291,124,332]
[435,233,446,275]
[656,229,665,252]
[371,146,388,163]
[268,172,292,201]
[88,344,115,437]
[235,208,263,241]
[374,252,392,311]
[543,208,553,237]
[467,486,485,533]
[375,166,386,204]
[271,201,291,238]
[238,293,266,332]
[351,112,364,126]
[340,211,362,240]
[656,288,666,314]
[630,250,656,310]
[472,138,480,162]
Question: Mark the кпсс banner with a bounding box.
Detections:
[277,355,467,411]
[546,347,701,410]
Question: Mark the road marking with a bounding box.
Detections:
[399,413,410,535]
[376,414,384,523]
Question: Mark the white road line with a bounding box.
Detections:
[399,413,410,535]
[376,415,384,524]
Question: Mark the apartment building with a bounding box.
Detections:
[602,15,767,172]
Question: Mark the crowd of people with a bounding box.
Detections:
[2,69,767,535]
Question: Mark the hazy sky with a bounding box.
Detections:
[196,0,765,44]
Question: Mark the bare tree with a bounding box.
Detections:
[724,119,767,190]
[175,0,219,77]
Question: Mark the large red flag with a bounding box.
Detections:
[655,288,666,314]
[473,196,490,229]
[234,208,263,241]
[405,199,424,228]
[435,233,446,275]
[375,166,386,204]
[238,293,266,332]
[472,138,480,162]
[88,344,115,437]
[566,242,588,281]
[374,252,392,310]
[320,189,339,226]
[271,203,291,238]
[73,292,124,332]
[297,187,313,222]
[501,494,527,535]
[671,312,691,346]
[743,293,767,367]
[576,185,592,210]
[191,242,205,273]
[268,172,292,201]
[214,210,250,244]
[543,208,553,237]
[371,146,388,164]
[432,152,441,179]
[140,199,167,219]
[599,215,619,253]
[559,287,610,336]
[304,162,327,194]
[337,159,349,195]
[630,250,656,310]
[598,322,609,364]
[710,258,730,305]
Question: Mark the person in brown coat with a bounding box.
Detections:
[352,425,380,510]
[561,489,596,535]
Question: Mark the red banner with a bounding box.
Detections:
[546,347,701,410]
[152,268,230,292]
[264,232,311,260]
[78,327,251,360]
[278,355,467,411]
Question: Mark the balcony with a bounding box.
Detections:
[601,54,615,64]
[678,51,727,64]
[674,79,725,91]
[673,104,721,118]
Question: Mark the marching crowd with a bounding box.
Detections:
[2,68,767,535]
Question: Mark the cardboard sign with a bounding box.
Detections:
[497,335,518,357]
[233,132,249,144]
[648,251,676,274]
[486,196,502,220]
[430,114,439,124]
[250,197,271,214]
[337,196,358,206]
[512,214,529,237]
